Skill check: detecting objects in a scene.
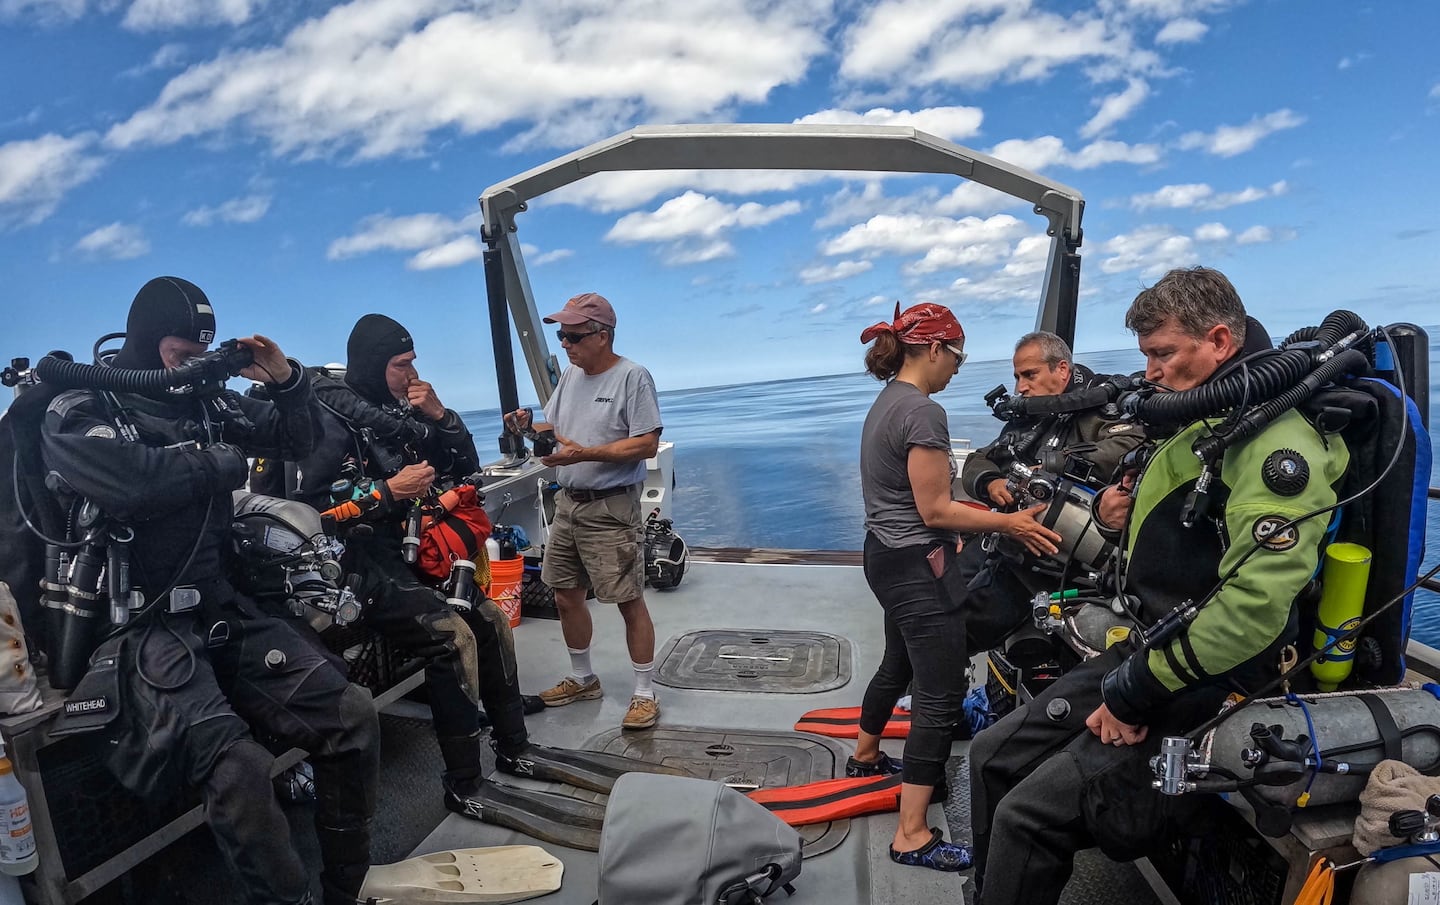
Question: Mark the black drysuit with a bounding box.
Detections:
[42,370,378,905]
[293,368,529,787]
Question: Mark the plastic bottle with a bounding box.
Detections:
[1311,542,1372,692]
[0,739,37,876]
[485,537,501,563]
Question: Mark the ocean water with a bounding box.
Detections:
[463,344,1440,645]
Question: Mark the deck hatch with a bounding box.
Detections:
[654,629,851,693]
[586,726,853,857]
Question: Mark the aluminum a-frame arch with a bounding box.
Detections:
[476,123,1086,415]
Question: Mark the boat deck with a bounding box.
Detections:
[67,557,1162,904]
[412,555,1160,905]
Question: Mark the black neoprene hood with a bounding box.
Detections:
[112,276,217,370]
[345,313,413,405]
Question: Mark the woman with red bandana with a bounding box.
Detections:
[852,302,1060,871]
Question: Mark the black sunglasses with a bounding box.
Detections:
[556,328,603,344]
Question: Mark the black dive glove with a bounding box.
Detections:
[1100,651,1175,726]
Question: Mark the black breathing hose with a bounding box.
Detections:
[1191,347,1369,462]
[34,343,253,394]
[1129,347,1315,425]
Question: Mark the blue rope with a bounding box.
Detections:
[1286,692,1322,802]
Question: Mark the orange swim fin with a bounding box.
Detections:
[793,706,911,739]
[746,773,903,826]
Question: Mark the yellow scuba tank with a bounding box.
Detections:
[1310,542,1372,692]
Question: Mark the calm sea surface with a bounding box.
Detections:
[463,344,1440,645]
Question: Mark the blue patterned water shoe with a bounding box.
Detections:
[889,828,973,872]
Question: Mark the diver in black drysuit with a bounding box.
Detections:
[41,277,378,905]
[288,313,542,819]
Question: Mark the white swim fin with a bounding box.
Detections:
[357,845,564,903]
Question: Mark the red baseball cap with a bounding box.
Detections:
[544,292,616,327]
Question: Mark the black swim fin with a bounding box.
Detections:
[447,779,605,852]
[495,742,690,793]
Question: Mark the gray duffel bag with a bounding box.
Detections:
[597,772,801,905]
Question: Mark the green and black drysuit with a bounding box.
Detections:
[968,405,1348,905]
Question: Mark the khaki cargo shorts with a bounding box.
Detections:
[541,486,645,604]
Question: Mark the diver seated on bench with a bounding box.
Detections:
[956,330,1145,668]
[966,267,1364,905]
[267,313,672,839]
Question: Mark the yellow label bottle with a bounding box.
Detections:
[1310,543,1372,692]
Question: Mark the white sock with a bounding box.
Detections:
[568,647,595,682]
[632,660,656,699]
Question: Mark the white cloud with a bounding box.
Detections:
[407,235,483,270]
[799,259,874,284]
[1176,109,1305,157]
[1235,225,1273,244]
[1129,179,1287,211]
[794,105,984,142]
[809,302,829,314]
[123,0,261,30]
[606,191,801,263]
[1337,53,1369,71]
[1193,222,1229,241]
[934,181,1023,216]
[182,194,271,226]
[1099,224,1197,276]
[532,248,574,266]
[106,0,828,158]
[123,42,188,77]
[327,212,473,259]
[74,222,150,259]
[1430,83,1440,100]
[841,1,1151,92]
[987,135,1161,171]
[549,169,829,214]
[1155,17,1206,43]
[822,212,1030,275]
[1080,78,1150,138]
[0,0,86,23]
[0,133,106,226]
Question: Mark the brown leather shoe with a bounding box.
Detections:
[539,675,602,707]
[622,695,660,730]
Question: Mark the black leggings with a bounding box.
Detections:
[859,532,967,787]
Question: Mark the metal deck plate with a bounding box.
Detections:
[654,629,852,693]
[586,725,853,857]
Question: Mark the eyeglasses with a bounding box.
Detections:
[556,329,603,344]
[944,343,968,367]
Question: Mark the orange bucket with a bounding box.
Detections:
[488,556,525,628]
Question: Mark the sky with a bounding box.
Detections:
[3,0,1439,412]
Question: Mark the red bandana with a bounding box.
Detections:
[860,302,965,346]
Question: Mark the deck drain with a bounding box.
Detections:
[655,629,851,693]
[704,743,735,758]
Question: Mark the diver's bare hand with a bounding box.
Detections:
[1095,472,1138,530]
[1086,703,1148,747]
[386,462,435,500]
[236,335,293,385]
[986,477,1015,508]
[406,379,445,421]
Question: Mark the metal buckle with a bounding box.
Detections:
[168,586,201,614]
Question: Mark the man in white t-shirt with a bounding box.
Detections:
[504,292,664,730]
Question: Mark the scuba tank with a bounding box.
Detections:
[1200,687,1440,809]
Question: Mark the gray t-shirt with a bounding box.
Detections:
[543,356,663,490]
[860,380,957,548]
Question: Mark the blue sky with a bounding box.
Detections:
[3,0,1438,411]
